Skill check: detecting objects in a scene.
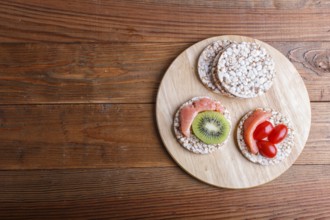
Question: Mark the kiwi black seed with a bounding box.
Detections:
[192,111,230,145]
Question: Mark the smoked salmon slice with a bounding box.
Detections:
[180,98,223,137]
[180,105,198,137]
[243,109,272,154]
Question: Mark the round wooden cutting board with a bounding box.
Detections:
[156,35,311,189]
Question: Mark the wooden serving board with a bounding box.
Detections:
[156,35,311,189]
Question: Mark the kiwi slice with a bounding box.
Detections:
[192,111,230,145]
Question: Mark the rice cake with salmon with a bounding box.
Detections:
[174,96,231,154]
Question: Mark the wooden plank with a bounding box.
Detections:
[0,1,330,43]
[0,102,327,170]
[0,104,173,169]
[0,165,330,219]
[129,0,330,10]
[278,41,330,102]
[0,43,172,104]
[0,42,328,104]
[298,102,330,164]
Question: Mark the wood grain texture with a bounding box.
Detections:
[286,42,330,101]
[0,104,172,169]
[0,102,327,170]
[0,0,330,43]
[0,0,328,218]
[0,43,168,104]
[1,165,330,219]
[0,42,328,104]
[157,35,311,188]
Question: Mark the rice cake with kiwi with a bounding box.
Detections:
[217,42,276,98]
[237,108,294,165]
[197,40,232,93]
[173,96,231,154]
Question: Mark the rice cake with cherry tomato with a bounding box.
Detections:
[237,108,294,165]
[173,96,231,154]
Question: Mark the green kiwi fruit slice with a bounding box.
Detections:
[192,111,230,145]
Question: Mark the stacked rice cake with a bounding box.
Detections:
[198,40,275,98]
[197,40,232,93]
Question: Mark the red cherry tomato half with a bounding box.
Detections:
[257,140,277,158]
[253,121,274,140]
[268,124,288,144]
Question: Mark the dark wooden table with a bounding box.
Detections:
[0,1,329,219]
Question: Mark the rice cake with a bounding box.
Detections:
[217,42,276,98]
[237,108,294,165]
[197,40,232,93]
[173,96,231,154]
[211,52,236,98]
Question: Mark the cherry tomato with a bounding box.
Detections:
[257,140,277,158]
[268,124,288,144]
[253,121,274,140]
